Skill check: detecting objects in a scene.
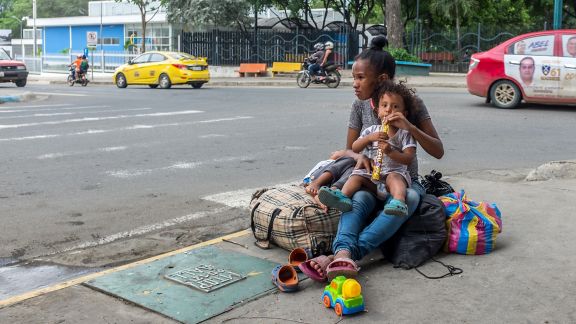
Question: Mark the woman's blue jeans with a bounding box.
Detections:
[332,181,423,261]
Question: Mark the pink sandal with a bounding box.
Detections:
[298,255,333,282]
[325,257,360,281]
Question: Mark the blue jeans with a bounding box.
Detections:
[308,63,321,76]
[332,182,421,261]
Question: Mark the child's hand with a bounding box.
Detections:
[378,142,392,154]
[386,112,412,131]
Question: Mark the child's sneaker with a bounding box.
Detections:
[384,198,408,217]
[318,186,352,212]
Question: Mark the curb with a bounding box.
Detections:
[27,79,467,89]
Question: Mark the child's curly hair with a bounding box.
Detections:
[372,80,416,120]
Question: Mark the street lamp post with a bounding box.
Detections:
[33,0,37,58]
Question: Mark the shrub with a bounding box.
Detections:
[388,47,421,63]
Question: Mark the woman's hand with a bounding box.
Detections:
[355,154,372,171]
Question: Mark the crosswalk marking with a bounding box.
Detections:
[0,116,253,142]
[0,110,202,130]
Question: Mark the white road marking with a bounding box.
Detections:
[0,104,72,110]
[0,116,253,142]
[0,110,202,130]
[0,105,111,113]
[200,134,226,138]
[0,108,151,120]
[29,92,88,97]
[37,146,128,160]
[105,155,254,178]
[54,207,231,253]
[202,182,299,209]
[105,161,204,178]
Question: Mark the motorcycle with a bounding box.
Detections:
[296,59,341,89]
[67,66,89,87]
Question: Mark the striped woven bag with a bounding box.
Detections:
[440,190,502,255]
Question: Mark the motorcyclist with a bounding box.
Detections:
[69,54,83,80]
[79,55,89,78]
[307,43,325,79]
[318,41,335,81]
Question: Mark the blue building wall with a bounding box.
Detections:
[44,24,125,54]
[44,26,69,54]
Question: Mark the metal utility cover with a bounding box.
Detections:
[165,263,245,293]
[85,245,279,323]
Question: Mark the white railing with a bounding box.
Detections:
[17,51,140,74]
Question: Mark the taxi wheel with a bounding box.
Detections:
[490,80,521,109]
[116,73,127,88]
[148,84,159,89]
[159,74,172,89]
[191,83,203,89]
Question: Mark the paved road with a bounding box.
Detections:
[1,83,575,267]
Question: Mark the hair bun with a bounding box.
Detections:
[370,36,389,50]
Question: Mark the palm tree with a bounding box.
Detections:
[429,0,477,55]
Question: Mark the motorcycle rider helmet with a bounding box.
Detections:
[313,42,324,51]
[324,41,334,49]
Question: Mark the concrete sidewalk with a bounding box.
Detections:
[1,166,576,323]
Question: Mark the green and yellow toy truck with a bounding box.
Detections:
[322,275,365,316]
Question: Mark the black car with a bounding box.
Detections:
[0,48,28,87]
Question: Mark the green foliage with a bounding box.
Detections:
[60,48,70,54]
[388,47,421,63]
[167,0,252,30]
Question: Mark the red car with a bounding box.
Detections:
[0,48,28,87]
[467,29,576,108]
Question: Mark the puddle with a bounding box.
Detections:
[0,261,101,300]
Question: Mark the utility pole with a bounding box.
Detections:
[553,0,563,29]
[33,0,37,57]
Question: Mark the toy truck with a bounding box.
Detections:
[321,275,365,316]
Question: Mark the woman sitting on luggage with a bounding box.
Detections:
[299,35,444,282]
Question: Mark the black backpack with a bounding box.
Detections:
[380,194,447,269]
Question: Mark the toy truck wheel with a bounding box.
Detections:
[334,302,343,316]
[323,294,331,308]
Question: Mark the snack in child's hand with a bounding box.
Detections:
[371,120,388,181]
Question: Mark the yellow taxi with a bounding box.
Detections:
[112,51,210,89]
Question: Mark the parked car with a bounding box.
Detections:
[112,51,210,89]
[0,48,28,87]
[467,29,576,108]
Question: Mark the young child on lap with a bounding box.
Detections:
[318,80,416,216]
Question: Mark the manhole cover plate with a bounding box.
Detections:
[165,264,245,292]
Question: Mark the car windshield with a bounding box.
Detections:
[169,52,196,60]
[0,49,11,60]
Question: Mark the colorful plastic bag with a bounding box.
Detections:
[440,190,502,255]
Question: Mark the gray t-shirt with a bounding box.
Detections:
[348,96,430,180]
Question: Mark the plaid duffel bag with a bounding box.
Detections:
[249,184,340,256]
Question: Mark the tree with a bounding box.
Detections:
[167,0,253,32]
[332,0,377,48]
[385,0,402,48]
[429,0,477,53]
[0,0,89,38]
[119,0,166,53]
